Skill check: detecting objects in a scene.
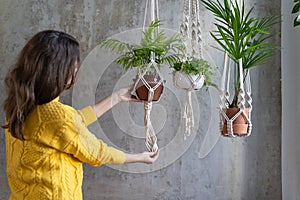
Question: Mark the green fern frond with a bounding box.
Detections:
[99,19,183,71]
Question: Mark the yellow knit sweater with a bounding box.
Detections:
[6,98,126,200]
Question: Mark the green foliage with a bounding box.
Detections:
[200,0,279,69]
[99,20,185,72]
[200,0,279,107]
[292,0,300,27]
[172,57,217,88]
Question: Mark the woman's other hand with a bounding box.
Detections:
[125,149,160,164]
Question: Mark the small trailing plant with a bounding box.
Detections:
[172,57,217,88]
[292,0,300,27]
[100,20,185,73]
[200,0,280,107]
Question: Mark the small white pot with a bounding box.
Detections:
[173,71,205,90]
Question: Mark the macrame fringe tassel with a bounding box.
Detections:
[183,90,194,140]
[144,101,158,152]
[144,89,158,152]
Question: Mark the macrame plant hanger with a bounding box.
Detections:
[131,0,162,152]
[179,0,204,139]
[218,0,252,138]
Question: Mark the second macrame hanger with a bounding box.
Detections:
[179,0,204,139]
[218,0,252,137]
[131,0,161,152]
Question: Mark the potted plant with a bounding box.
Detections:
[100,20,184,101]
[172,57,217,90]
[100,19,184,152]
[200,0,279,136]
[171,56,218,139]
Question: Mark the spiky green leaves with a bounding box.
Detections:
[200,0,279,69]
[99,20,185,71]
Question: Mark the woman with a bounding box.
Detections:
[3,30,159,200]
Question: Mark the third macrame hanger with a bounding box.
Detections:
[218,0,252,137]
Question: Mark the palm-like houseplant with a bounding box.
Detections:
[200,0,279,136]
[201,0,279,107]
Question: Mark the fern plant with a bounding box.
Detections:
[100,20,185,73]
[200,0,279,107]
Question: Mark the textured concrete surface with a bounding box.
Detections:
[0,0,281,199]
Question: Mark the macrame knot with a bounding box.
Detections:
[144,101,158,152]
[144,101,153,111]
[191,81,197,90]
[147,88,154,102]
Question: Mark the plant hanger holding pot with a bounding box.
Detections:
[219,56,252,137]
[100,0,184,151]
[205,0,252,137]
[130,0,162,152]
[132,59,163,152]
[201,0,279,137]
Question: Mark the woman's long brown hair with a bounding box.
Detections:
[3,30,80,140]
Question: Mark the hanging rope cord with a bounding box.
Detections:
[131,0,162,152]
[178,0,205,139]
[218,0,252,137]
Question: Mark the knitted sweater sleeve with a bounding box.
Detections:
[77,106,97,126]
[36,105,126,166]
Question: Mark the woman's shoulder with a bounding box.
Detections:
[23,100,76,139]
[37,100,76,122]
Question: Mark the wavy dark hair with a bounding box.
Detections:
[3,30,80,140]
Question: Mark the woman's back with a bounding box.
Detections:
[6,98,84,200]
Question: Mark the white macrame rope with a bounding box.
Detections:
[134,61,162,152]
[180,0,191,59]
[179,0,204,139]
[219,60,252,137]
[133,60,164,98]
[237,59,246,111]
[191,0,202,58]
[143,0,149,32]
[143,0,159,31]
[131,61,162,153]
[183,90,193,139]
[144,101,158,152]
[244,70,252,136]
[183,73,205,138]
[218,0,252,137]
[136,0,162,152]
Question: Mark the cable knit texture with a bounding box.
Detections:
[6,97,126,200]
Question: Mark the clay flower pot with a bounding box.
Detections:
[136,74,164,101]
[173,71,205,90]
[221,107,250,136]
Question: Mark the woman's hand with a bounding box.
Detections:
[92,85,141,118]
[125,150,160,164]
[114,85,142,103]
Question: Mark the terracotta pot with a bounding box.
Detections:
[136,74,164,101]
[221,107,250,136]
[173,71,205,90]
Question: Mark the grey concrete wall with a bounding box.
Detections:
[0,0,281,199]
